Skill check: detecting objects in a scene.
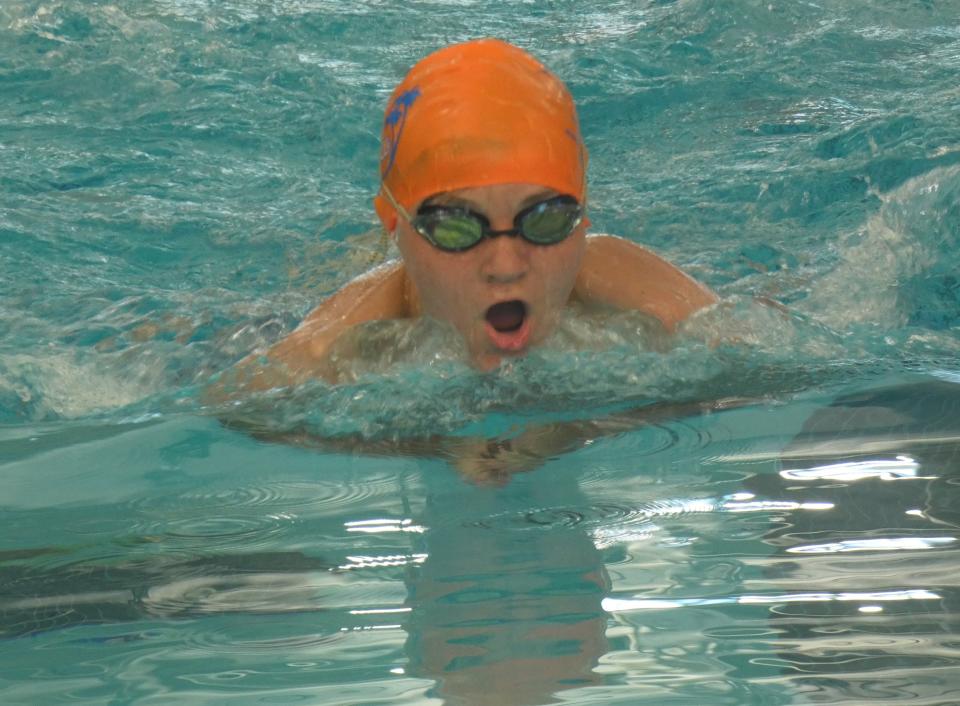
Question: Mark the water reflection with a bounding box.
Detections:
[605,588,942,612]
[3,379,960,703]
[788,536,956,554]
[779,455,925,481]
[742,379,960,700]
[404,496,609,705]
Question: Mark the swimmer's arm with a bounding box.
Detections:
[207,261,410,396]
[573,234,717,330]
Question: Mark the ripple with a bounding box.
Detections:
[127,474,401,518]
[128,512,287,550]
[522,507,588,529]
[139,568,404,655]
[141,570,330,617]
[179,483,294,508]
[574,409,731,490]
[470,497,718,533]
[186,627,347,656]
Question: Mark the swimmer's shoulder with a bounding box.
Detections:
[300,259,413,330]
[206,261,415,397]
[576,233,717,330]
[269,260,413,369]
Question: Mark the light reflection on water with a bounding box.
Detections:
[1,381,959,704]
[603,588,944,612]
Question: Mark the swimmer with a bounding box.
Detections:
[215,38,717,393]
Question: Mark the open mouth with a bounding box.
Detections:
[485,300,527,333]
[483,299,531,354]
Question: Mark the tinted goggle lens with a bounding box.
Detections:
[412,196,582,252]
[522,198,582,244]
[429,214,484,251]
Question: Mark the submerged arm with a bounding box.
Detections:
[573,234,718,330]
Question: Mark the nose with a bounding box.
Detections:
[479,228,530,284]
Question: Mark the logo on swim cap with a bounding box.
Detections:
[381,87,421,181]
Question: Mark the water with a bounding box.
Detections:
[3,1,960,703]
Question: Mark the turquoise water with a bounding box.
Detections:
[3,1,960,704]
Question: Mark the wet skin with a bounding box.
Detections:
[207,182,717,396]
[395,182,588,371]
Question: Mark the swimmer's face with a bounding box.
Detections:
[395,182,587,370]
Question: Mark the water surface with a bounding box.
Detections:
[3,1,960,704]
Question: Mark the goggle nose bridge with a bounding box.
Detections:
[483,226,523,239]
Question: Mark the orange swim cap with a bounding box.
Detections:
[373,38,588,231]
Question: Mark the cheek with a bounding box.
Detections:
[540,233,587,297]
[397,230,474,313]
[397,228,437,287]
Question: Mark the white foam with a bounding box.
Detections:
[0,351,158,418]
[803,164,960,329]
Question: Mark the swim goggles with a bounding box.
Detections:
[381,183,584,252]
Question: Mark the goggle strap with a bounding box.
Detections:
[382,178,587,227]
[381,183,415,227]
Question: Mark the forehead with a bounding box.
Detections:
[420,183,560,209]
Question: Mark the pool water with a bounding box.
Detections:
[3,1,960,704]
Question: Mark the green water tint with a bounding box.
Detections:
[3,0,960,704]
[0,405,795,704]
[3,0,960,428]
[6,383,957,703]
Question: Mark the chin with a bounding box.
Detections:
[472,351,504,372]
